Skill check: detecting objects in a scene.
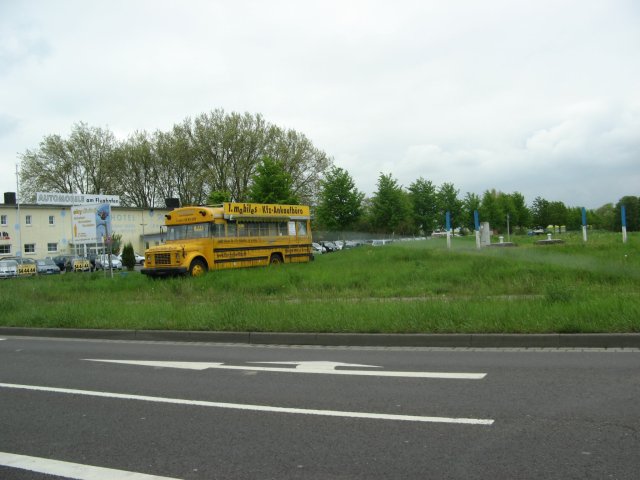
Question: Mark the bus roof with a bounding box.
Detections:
[164,202,310,225]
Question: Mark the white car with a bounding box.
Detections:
[95,254,123,270]
[115,252,145,265]
[0,259,18,279]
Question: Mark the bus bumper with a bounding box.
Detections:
[141,266,189,277]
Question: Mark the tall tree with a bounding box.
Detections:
[548,201,568,227]
[111,131,159,208]
[154,121,208,207]
[531,196,550,227]
[408,178,438,235]
[247,157,299,204]
[462,192,481,231]
[509,192,531,230]
[437,182,462,230]
[20,122,117,201]
[480,189,504,231]
[615,196,640,231]
[370,173,412,234]
[593,203,615,230]
[316,167,364,232]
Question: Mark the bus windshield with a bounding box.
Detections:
[167,223,210,241]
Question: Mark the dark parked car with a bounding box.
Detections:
[36,258,61,275]
[51,255,91,272]
[52,255,74,271]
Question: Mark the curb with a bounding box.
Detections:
[1,327,640,348]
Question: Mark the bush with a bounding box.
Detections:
[121,242,136,271]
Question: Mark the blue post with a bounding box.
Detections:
[621,205,627,243]
[445,211,451,249]
[581,207,587,242]
[474,210,481,249]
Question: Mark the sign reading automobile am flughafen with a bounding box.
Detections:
[36,192,121,206]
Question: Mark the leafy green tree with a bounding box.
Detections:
[480,189,504,231]
[408,178,438,235]
[531,196,550,227]
[509,192,531,230]
[437,182,463,230]
[207,190,232,204]
[370,173,412,234]
[497,193,515,233]
[121,242,136,271]
[247,157,299,204]
[462,192,481,231]
[548,201,568,227]
[316,167,364,232]
[593,203,615,230]
[615,196,640,231]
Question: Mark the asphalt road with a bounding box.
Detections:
[0,336,638,479]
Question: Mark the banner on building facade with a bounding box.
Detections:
[72,203,113,244]
[37,192,120,206]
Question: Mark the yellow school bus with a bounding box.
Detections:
[141,202,313,277]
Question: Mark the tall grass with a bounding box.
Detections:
[1,232,638,333]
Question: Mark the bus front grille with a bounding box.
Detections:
[154,253,171,265]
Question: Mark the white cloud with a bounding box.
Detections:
[0,0,638,209]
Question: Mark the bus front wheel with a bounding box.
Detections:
[189,259,208,277]
[269,253,283,265]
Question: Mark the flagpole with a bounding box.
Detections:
[15,164,22,258]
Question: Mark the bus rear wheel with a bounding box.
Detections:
[189,258,208,277]
[269,253,283,265]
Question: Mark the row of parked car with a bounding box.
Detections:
[0,252,145,279]
[312,240,368,254]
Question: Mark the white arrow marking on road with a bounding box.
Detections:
[84,359,486,379]
[0,451,181,480]
[0,383,494,425]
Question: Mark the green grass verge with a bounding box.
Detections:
[2,232,638,333]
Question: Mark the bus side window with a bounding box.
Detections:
[296,221,308,236]
[248,223,259,237]
[226,222,236,237]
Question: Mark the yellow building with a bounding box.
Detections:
[0,195,169,259]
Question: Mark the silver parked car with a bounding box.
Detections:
[36,258,61,275]
[0,259,18,279]
[95,254,123,270]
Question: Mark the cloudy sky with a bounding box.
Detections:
[1,0,638,209]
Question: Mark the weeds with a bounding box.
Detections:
[1,232,638,333]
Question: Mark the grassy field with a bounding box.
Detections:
[1,232,638,333]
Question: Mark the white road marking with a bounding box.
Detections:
[84,359,487,379]
[0,451,181,479]
[0,382,494,425]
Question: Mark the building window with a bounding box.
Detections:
[25,215,32,226]
[0,245,10,255]
[49,215,55,225]
[24,243,35,254]
[0,215,7,226]
[47,243,58,253]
